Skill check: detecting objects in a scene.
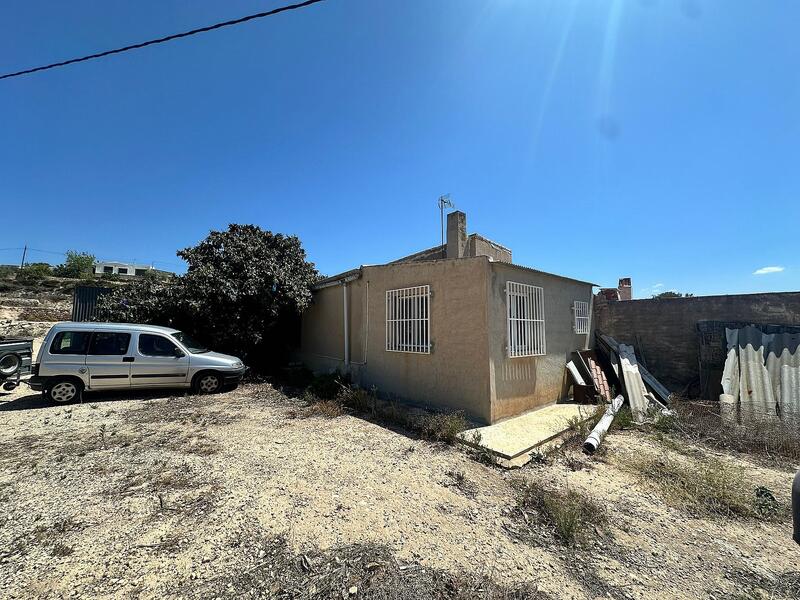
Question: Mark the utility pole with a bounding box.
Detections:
[438,194,454,258]
[19,245,27,268]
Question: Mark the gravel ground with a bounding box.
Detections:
[0,382,798,599]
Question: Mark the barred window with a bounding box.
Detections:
[386,285,431,353]
[573,300,590,334]
[507,282,545,357]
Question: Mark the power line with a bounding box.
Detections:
[0,0,326,81]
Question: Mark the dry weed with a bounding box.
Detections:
[513,480,607,546]
[627,454,786,520]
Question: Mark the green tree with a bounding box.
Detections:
[95,224,319,370]
[53,250,96,279]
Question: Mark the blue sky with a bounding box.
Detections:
[1,1,798,298]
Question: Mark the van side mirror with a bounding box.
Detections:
[174,347,186,358]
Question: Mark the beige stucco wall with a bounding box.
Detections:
[300,257,493,423]
[487,263,594,422]
[300,278,366,372]
[467,235,512,263]
[300,257,594,424]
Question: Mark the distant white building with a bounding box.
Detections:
[93,261,171,278]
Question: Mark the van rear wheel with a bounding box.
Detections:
[193,372,222,394]
[46,378,83,403]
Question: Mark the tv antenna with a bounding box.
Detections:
[438,194,454,258]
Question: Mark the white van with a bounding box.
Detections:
[30,322,246,403]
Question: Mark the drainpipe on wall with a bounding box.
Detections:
[343,282,350,369]
[793,469,799,545]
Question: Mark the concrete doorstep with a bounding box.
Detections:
[457,403,594,468]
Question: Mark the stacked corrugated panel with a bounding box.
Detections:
[720,325,800,423]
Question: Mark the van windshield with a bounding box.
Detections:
[171,331,208,353]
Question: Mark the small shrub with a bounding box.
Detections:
[415,411,468,444]
[336,386,376,413]
[753,486,780,519]
[564,404,604,446]
[466,431,498,466]
[15,263,51,283]
[610,406,634,431]
[309,372,346,400]
[514,480,607,546]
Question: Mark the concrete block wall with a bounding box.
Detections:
[593,291,800,393]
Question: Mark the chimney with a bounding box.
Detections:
[618,277,632,301]
[446,211,467,259]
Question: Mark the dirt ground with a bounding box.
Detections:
[1,379,798,600]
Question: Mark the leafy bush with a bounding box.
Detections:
[16,263,52,283]
[52,250,95,279]
[95,224,319,371]
[96,276,179,326]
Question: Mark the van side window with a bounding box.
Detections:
[138,334,178,357]
[87,332,131,356]
[50,331,91,355]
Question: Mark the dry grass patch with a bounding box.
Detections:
[443,470,478,498]
[287,393,345,419]
[627,454,786,520]
[1,516,83,561]
[513,480,608,547]
[113,460,202,496]
[123,395,241,428]
[191,534,550,600]
[720,567,800,600]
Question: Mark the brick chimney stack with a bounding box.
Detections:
[618,277,632,301]
[446,211,467,259]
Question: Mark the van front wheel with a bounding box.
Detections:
[46,378,83,403]
[193,372,222,394]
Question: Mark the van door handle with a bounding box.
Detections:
[122,357,135,363]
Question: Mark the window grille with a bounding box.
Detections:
[506,282,545,357]
[574,300,590,334]
[386,285,431,353]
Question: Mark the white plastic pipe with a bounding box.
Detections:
[583,395,625,454]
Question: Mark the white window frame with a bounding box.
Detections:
[506,282,545,357]
[386,285,431,354]
[573,300,590,334]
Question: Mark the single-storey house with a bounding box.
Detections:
[93,261,172,278]
[298,211,595,424]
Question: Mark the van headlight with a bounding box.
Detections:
[231,361,243,369]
